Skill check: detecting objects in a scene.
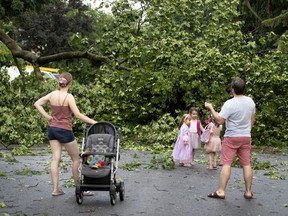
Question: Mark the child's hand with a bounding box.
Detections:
[85,149,91,153]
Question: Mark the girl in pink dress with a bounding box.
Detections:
[204,116,222,170]
[189,107,204,165]
[172,114,193,167]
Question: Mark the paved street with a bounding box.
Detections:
[0,149,287,216]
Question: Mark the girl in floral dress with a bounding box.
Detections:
[172,114,193,167]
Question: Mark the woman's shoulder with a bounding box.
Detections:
[47,90,58,98]
[67,93,74,100]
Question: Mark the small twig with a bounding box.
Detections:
[26,182,39,188]
[153,185,169,192]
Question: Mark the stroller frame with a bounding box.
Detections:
[75,121,124,205]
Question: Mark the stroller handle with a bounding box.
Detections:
[84,123,122,134]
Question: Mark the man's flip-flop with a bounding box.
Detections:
[52,189,65,196]
[208,192,225,199]
[244,192,253,199]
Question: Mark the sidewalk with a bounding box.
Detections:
[0,149,287,216]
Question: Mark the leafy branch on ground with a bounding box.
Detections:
[14,165,47,176]
[121,161,142,171]
[0,172,8,178]
[63,177,75,188]
[0,202,7,208]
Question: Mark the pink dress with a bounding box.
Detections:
[172,124,193,164]
[189,120,201,149]
[204,123,222,153]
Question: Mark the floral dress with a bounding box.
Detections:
[172,123,193,164]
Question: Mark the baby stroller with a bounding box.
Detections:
[75,121,125,205]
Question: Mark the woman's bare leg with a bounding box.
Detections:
[49,140,62,193]
[63,140,80,183]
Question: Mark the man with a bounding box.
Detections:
[204,77,256,199]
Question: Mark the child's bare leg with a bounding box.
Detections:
[208,153,213,169]
[213,152,217,168]
[192,149,196,164]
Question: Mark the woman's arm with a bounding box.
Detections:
[34,93,52,121]
[68,94,97,125]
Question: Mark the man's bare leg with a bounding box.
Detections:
[243,165,253,197]
[216,164,231,196]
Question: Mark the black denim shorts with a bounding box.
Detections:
[48,127,75,143]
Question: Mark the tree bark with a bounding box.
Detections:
[0,29,111,67]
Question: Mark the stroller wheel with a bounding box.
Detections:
[119,182,125,201]
[110,194,116,206]
[76,192,83,205]
[75,181,83,205]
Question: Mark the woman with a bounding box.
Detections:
[34,72,97,196]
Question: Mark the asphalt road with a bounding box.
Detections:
[0,148,287,216]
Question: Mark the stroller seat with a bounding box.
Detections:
[82,164,110,178]
[82,133,114,178]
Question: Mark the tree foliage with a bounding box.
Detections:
[240,0,288,55]
[19,0,94,55]
[0,0,287,148]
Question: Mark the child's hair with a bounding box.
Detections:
[189,107,198,115]
[210,115,220,128]
[58,72,72,89]
[179,113,190,129]
[205,115,212,125]
[183,135,189,141]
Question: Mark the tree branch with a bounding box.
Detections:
[0,29,39,63]
[0,28,131,71]
[244,0,262,22]
[37,51,110,65]
[262,11,288,28]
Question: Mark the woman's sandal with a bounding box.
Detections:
[208,191,225,199]
[244,192,253,199]
[83,191,94,196]
[52,189,65,196]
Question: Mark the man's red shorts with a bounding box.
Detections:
[221,137,252,166]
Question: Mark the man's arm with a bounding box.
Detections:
[251,113,255,128]
[204,102,225,125]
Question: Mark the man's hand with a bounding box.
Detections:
[204,102,225,125]
[205,102,213,110]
